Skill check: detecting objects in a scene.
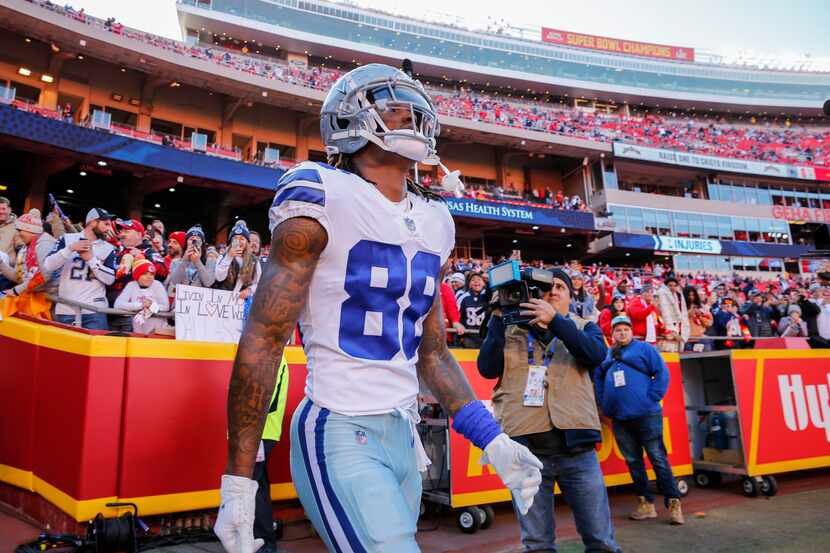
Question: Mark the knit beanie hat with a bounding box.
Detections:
[448,272,466,285]
[185,224,205,242]
[169,231,186,249]
[15,209,43,234]
[551,268,573,297]
[229,220,251,241]
[132,258,156,281]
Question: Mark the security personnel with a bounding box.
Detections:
[253,355,289,553]
[478,268,620,553]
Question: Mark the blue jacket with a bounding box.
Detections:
[713,309,737,336]
[479,313,607,379]
[595,339,669,421]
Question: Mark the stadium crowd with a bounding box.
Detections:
[0,196,267,334]
[2,195,829,346]
[443,254,830,351]
[22,0,830,171]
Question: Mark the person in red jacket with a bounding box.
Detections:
[440,281,466,342]
[627,283,662,345]
[599,294,627,342]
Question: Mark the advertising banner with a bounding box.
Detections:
[772,205,830,224]
[732,352,830,475]
[613,142,825,182]
[448,355,692,507]
[445,197,595,230]
[541,27,694,62]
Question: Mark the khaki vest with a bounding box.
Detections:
[492,316,601,437]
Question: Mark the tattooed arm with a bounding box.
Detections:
[225,217,327,477]
[416,263,477,415]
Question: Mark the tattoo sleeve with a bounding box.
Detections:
[416,263,477,416]
[225,217,327,477]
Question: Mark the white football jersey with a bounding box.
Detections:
[42,232,117,315]
[269,161,455,415]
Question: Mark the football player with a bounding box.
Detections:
[215,64,542,553]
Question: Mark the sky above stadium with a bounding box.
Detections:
[67,0,830,61]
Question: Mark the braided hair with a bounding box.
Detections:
[327,152,444,203]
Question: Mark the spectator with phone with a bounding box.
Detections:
[214,220,260,299]
[778,305,808,337]
[42,208,118,330]
[167,224,216,293]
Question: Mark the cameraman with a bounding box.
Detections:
[478,268,620,553]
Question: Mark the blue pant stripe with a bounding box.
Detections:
[297,401,343,553]
[315,408,368,553]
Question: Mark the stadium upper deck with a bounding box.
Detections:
[0,0,827,275]
[176,0,830,110]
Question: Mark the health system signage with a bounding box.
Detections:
[613,142,826,182]
[653,235,722,254]
[444,197,595,230]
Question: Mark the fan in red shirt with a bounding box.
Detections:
[440,281,466,341]
[627,283,664,345]
[599,294,628,342]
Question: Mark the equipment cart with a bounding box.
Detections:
[680,349,830,497]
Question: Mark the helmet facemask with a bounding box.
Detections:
[327,76,440,164]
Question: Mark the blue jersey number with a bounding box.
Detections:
[338,240,440,361]
[69,258,92,281]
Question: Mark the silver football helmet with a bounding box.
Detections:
[320,63,440,164]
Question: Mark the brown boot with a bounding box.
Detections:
[669,498,685,525]
[629,496,657,520]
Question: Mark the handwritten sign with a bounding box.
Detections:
[174,285,246,343]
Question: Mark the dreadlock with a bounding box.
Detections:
[328,152,445,203]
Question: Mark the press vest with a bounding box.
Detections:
[492,316,601,437]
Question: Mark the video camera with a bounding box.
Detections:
[487,260,554,325]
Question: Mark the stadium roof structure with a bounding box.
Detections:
[175,0,830,114]
[0,0,613,163]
